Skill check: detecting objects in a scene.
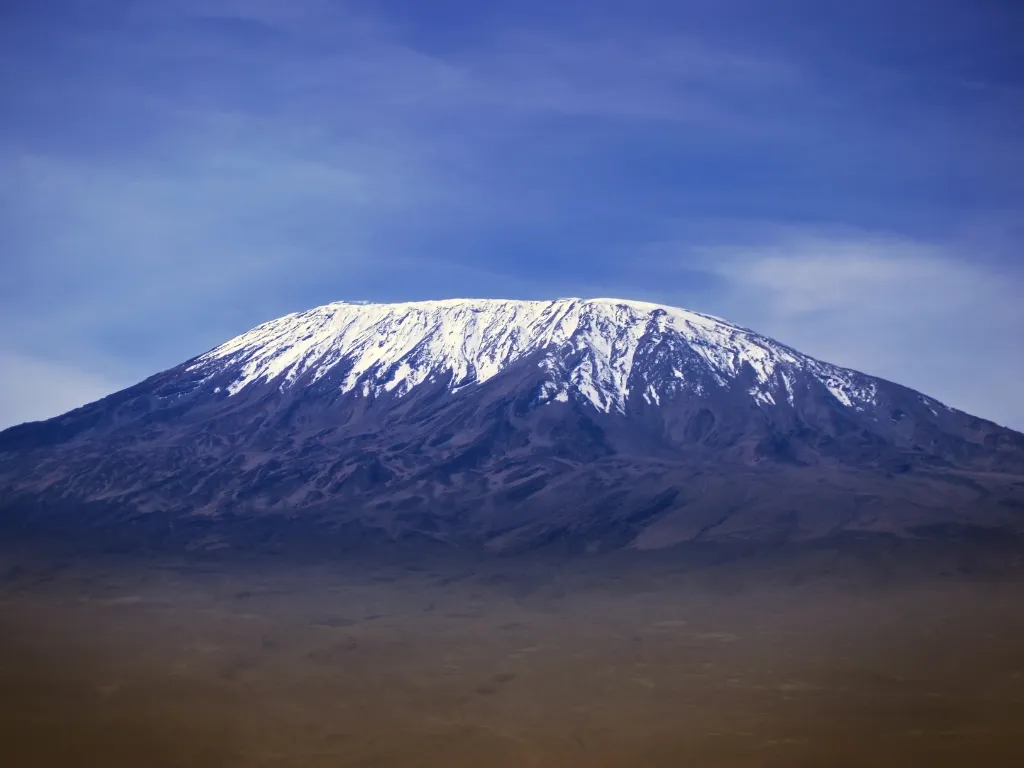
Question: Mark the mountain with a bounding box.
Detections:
[2,297,1023,553]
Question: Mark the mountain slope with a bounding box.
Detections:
[2,298,1023,552]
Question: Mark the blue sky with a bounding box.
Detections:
[2,0,1023,429]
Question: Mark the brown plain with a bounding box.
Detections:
[2,544,1024,767]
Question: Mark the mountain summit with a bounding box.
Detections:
[189,298,877,414]
[2,298,1023,552]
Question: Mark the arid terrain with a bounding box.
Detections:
[3,539,1024,767]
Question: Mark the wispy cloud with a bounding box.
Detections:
[0,353,137,429]
[684,231,1024,430]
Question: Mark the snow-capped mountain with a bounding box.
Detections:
[190,298,879,413]
[2,297,1023,553]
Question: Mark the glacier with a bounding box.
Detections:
[189,298,880,413]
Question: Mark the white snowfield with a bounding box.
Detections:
[190,298,878,413]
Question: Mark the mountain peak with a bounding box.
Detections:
[189,296,879,414]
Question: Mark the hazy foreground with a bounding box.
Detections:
[2,538,1024,767]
